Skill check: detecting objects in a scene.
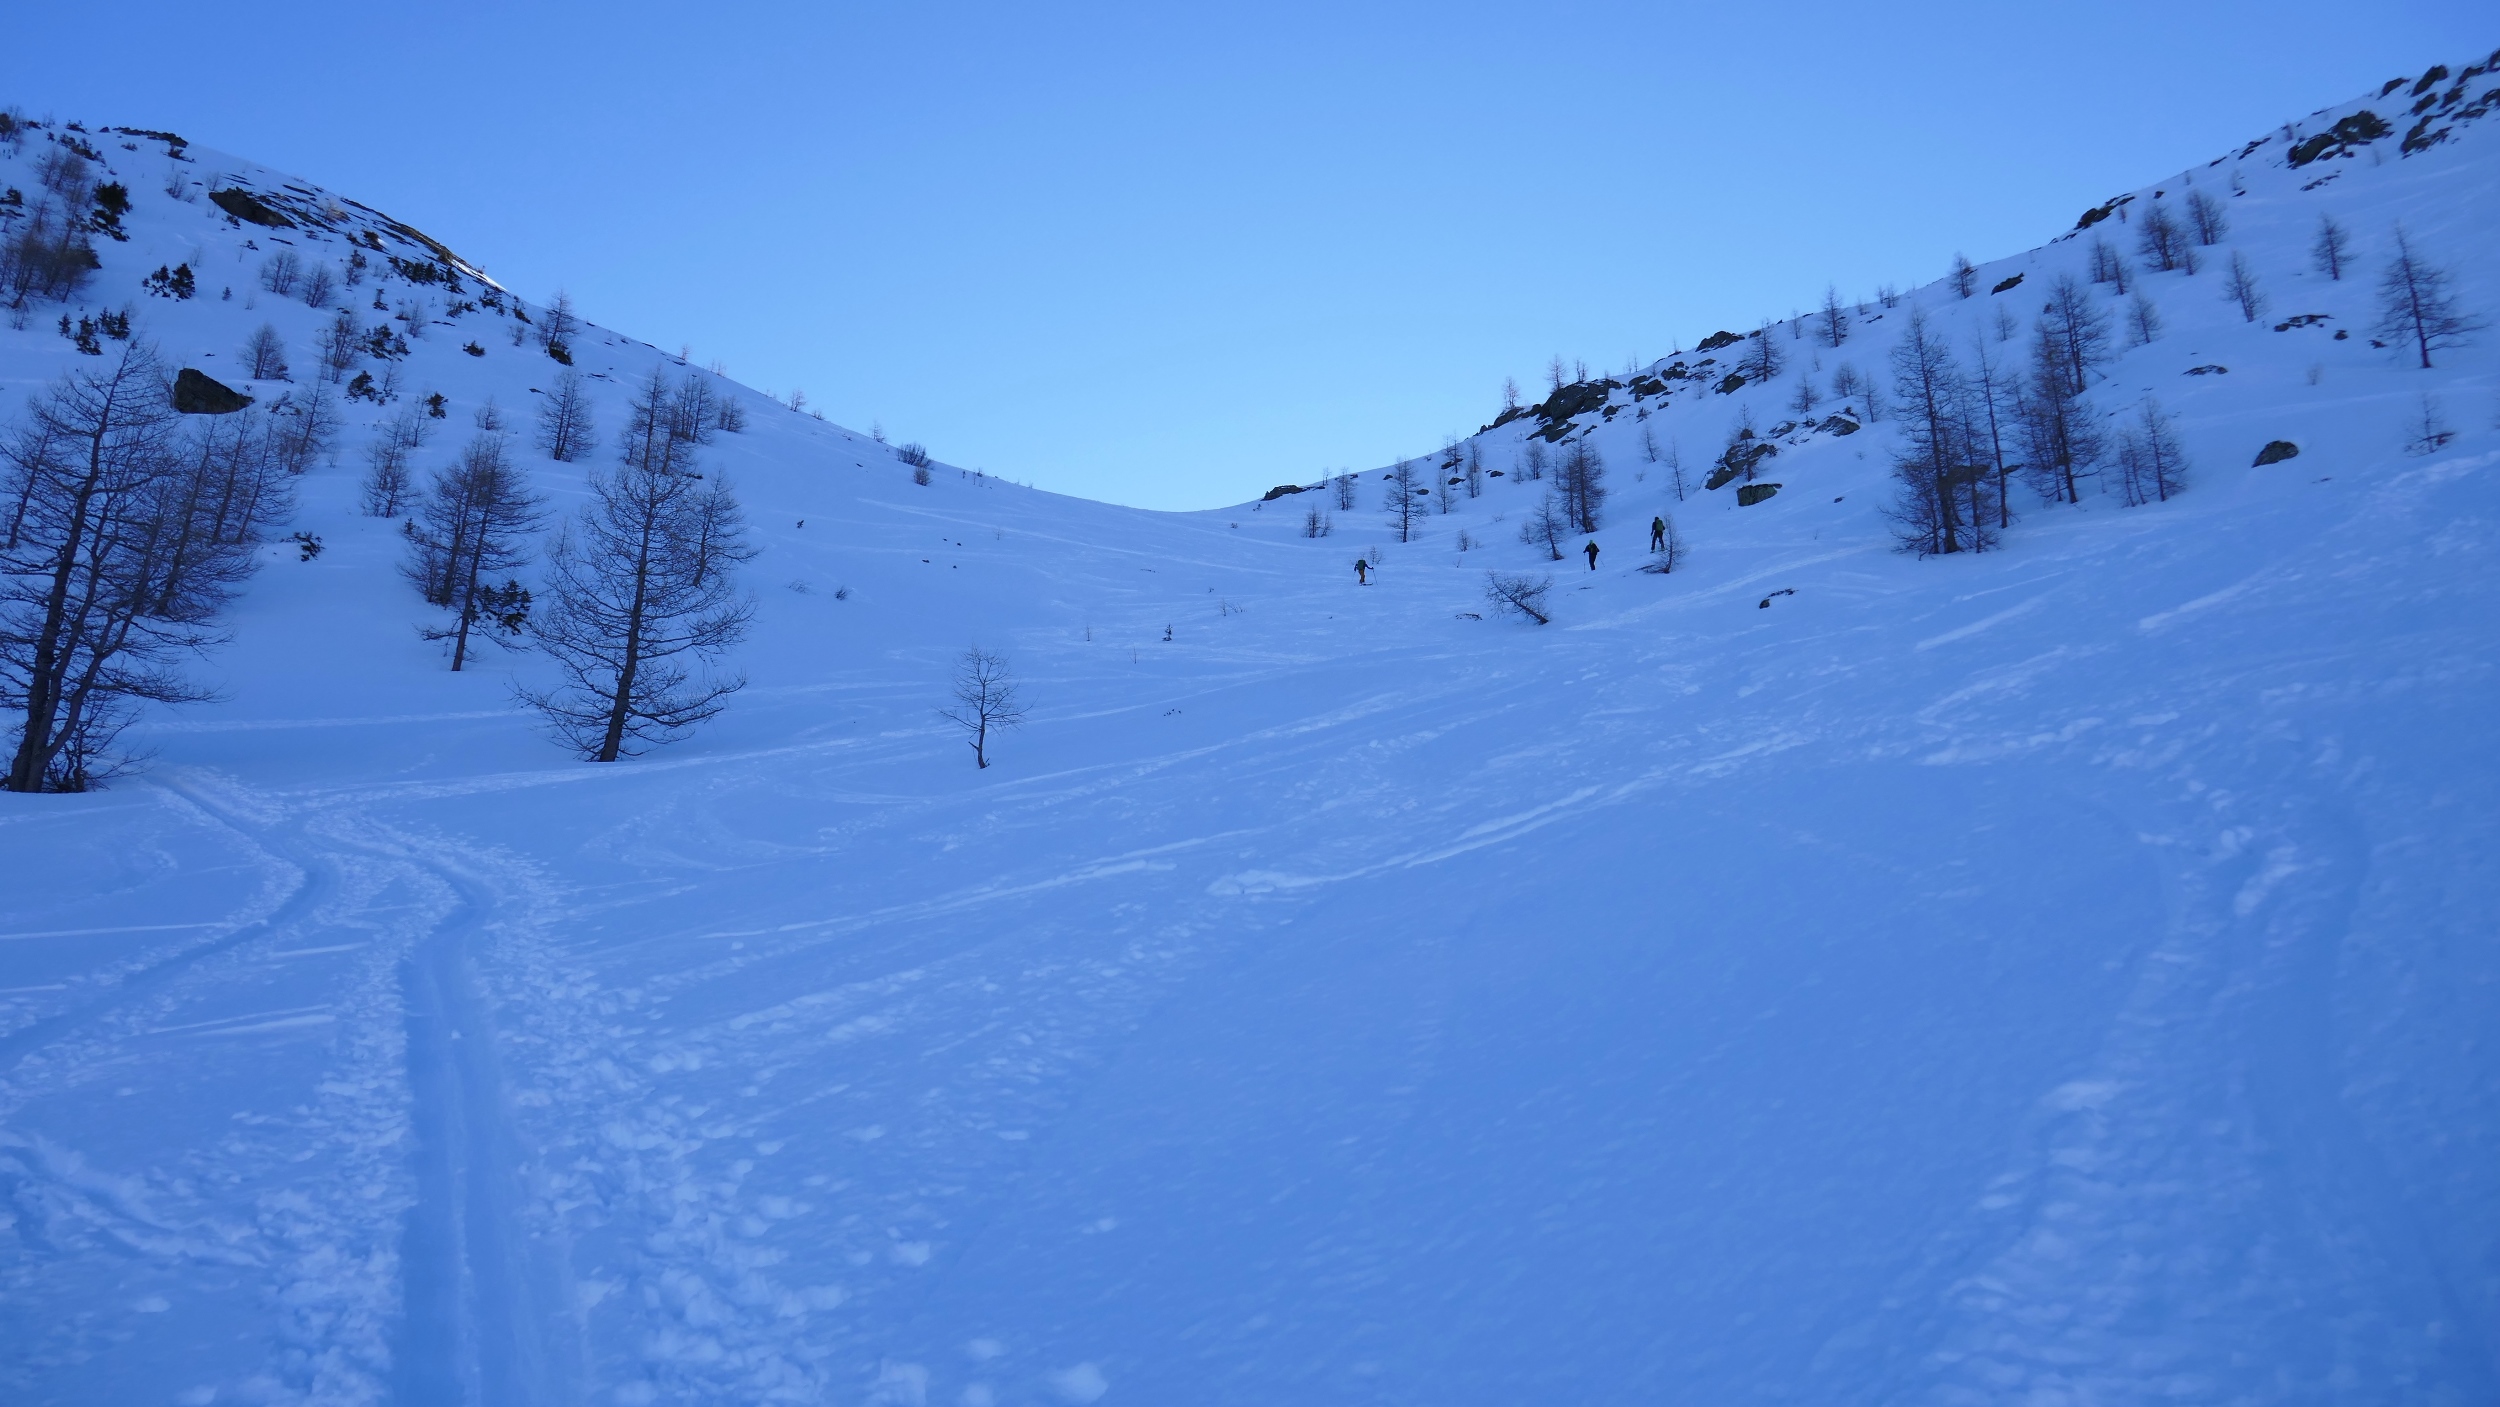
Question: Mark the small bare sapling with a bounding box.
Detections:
[939,646,1028,768]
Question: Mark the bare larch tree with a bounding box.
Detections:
[1384,459,1423,542]
[2021,308,2104,506]
[1556,439,1607,533]
[1965,332,2018,533]
[1518,492,1569,561]
[2222,250,2266,323]
[535,368,597,462]
[242,323,288,380]
[535,290,580,356]
[2185,189,2229,246]
[2040,274,2113,391]
[2375,227,2480,369]
[2114,398,2190,506]
[938,646,1027,768]
[2311,214,2351,281]
[1743,321,1783,381]
[2127,291,2164,348]
[1882,308,1976,556]
[522,371,754,760]
[1,345,287,789]
[1483,572,1553,625]
[404,432,545,671]
[2136,200,2187,273]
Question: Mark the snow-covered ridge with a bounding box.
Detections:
[0,111,954,495]
[1426,46,2500,483]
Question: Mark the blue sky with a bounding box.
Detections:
[4,2,2488,508]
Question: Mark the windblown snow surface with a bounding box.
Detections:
[4,53,2499,1407]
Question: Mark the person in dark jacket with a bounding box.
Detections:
[1650,516,1666,551]
[1583,540,1600,571]
[1355,557,1370,584]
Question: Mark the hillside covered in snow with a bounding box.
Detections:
[3,48,2499,1406]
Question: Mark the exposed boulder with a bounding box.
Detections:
[2288,110,2392,166]
[1706,439,1777,491]
[2253,440,2301,466]
[173,368,253,415]
[209,188,291,228]
[1530,379,1617,441]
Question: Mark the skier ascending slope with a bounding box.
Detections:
[1650,517,1665,552]
[1584,540,1600,571]
[1355,557,1370,585]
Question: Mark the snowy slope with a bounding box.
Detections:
[3,50,2500,1406]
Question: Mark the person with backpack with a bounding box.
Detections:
[1355,557,1370,585]
[1649,516,1666,551]
[1583,540,1600,571]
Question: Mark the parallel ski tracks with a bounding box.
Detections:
[0,794,327,1074]
[390,841,578,1407]
[2,778,579,1406]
